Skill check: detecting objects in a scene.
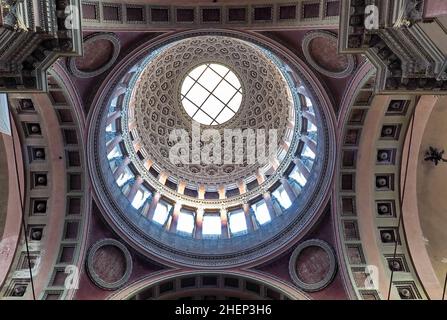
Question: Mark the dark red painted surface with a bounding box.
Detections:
[424,0,447,18]
[74,201,165,300]
[261,30,365,115]
[255,208,349,300]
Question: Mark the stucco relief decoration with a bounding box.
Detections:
[129,36,292,186]
[87,30,335,267]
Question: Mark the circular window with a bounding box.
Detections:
[180,63,243,125]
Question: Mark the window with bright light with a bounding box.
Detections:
[273,185,292,209]
[116,167,134,187]
[153,202,171,225]
[131,187,151,210]
[177,210,195,234]
[107,145,122,160]
[252,201,271,225]
[229,209,247,235]
[302,144,316,159]
[308,122,317,132]
[110,95,119,109]
[105,121,116,133]
[202,215,221,236]
[305,96,313,107]
[290,166,307,186]
[180,63,242,125]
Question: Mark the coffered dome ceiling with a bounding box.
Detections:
[87,30,336,267]
[128,35,293,187]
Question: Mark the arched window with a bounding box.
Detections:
[308,121,317,133]
[116,167,134,187]
[105,121,117,134]
[302,145,316,159]
[272,185,292,209]
[305,96,313,107]
[131,186,151,210]
[290,167,307,186]
[228,209,247,235]
[153,201,171,225]
[177,209,195,235]
[252,201,271,225]
[109,95,119,110]
[202,214,221,237]
[107,145,122,160]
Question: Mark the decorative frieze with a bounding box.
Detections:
[80,0,340,31]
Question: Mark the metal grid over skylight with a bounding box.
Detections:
[181,63,243,125]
